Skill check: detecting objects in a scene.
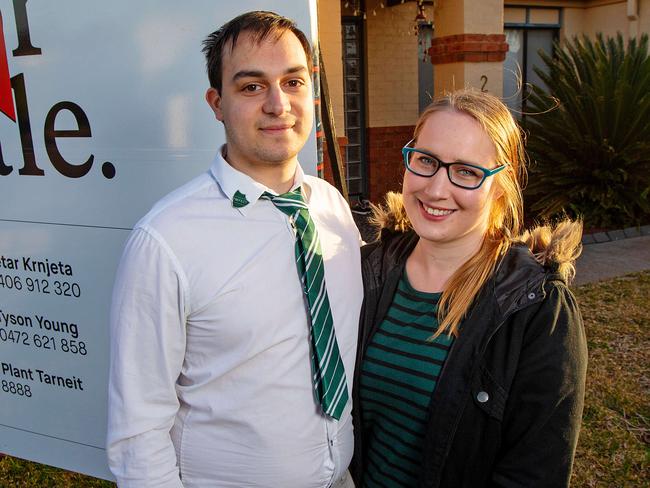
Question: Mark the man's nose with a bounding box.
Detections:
[263,85,290,116]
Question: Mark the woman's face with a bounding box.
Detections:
[402,109,500,250]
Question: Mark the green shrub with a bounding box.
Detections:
[524,33,650,229]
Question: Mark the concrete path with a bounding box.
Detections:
[574,235,650,286]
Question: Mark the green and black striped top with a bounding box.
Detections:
[359,271,454,488]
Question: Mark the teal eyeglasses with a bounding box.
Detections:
[402,139,507,190]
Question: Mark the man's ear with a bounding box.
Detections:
[205,87,224,122]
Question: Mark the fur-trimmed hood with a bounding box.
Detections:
[368,191,583,284]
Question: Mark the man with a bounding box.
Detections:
[107,11,362,488]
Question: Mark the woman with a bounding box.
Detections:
[351,89,587,488]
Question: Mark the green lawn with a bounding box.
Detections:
[1,271,648,487]
[570,271,649,487]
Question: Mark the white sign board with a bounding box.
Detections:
[0,0,318,480]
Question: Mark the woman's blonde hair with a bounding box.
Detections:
[371,89,582,336]
[412,89,527,337]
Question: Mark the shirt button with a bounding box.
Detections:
[477,391,489,403]
[329,439,334,446]
[528,292,536,300]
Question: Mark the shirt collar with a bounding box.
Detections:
[209,145,308,215]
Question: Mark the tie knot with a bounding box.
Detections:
[263,187,303,201]
[261,188,308,216]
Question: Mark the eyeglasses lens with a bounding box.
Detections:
[408,150,439,176]
[448,165,484,188]
[408,150,484,189]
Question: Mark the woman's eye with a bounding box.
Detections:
[417,156,435,166]
[455,165,481,178]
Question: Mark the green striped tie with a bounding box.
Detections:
[262,188,349,420]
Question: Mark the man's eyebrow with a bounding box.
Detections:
[285,65,308,75]
[232,66,308,82]
[232,70,264,81]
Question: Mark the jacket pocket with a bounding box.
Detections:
[471,366,507,421]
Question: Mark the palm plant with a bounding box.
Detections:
[524,33,650,229]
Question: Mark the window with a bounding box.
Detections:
[503,7,560,114]
[418,22,434,113]
[342,17,367,197]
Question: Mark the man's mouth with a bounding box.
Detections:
[260,124,293,132]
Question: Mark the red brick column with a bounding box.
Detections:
[366,125,414,203]
[429,34,508,64]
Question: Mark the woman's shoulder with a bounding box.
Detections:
[492,221,583,321]
[497,220,583,289]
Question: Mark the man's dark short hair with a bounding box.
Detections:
[202,10,313,92]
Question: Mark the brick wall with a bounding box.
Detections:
[429,34,508,64]
[366,125,414,202]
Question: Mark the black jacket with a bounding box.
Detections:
[351,228,587,488]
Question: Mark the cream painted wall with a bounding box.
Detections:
[506,0,625,8]
[365,0,424,127]
[436,0,464,36]
[562,8,586,40]
[465,62,504,95]
[434,62,466,95]
[317,0,345,132]
[582,2,629,38]
[562,0,650,40]
[640,0,650,34]
[464,0,504,32]
[437,0,503,36]
[433,62,503,96]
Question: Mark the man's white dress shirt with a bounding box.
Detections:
[107,151,363,487]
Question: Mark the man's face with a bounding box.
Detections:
[206,30,313,177]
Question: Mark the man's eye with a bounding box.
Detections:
[243,84,262,92]
[286,79,305,88]
[417,156,435,166]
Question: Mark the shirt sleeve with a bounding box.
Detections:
[106,227,188,488]
[492,282,588,487]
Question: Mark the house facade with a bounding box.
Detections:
[316,0,650,202]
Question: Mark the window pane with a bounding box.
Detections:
[347,162,361,178]
[345,95,360,111]
[345,77,360,94]
[418,24,434,113]
[347,128,360,145]
[503,29,524,114]
[345,58,359,76]
[344,40,357,56]
[348,178,362,195]
[526,29,554,93]
[346,145,361,162]
[346,111,360,129]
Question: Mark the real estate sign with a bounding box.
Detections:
[0,0,318,480]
